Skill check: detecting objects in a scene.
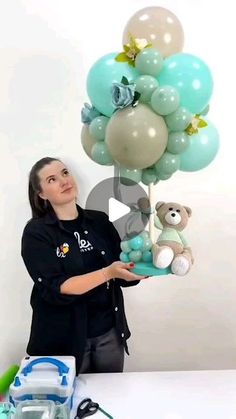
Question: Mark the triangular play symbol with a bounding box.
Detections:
[108,198,131,222]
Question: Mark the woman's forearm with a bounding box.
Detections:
[60,267,111,295]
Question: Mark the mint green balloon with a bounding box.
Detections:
[120,167,142,185]
[141,237,152,251]
[135,75,159,103]
[91,142,114,165]
[151,85,180,116]
[165,107,192,131]
[155,152,180,175]
[156,172,172,181]
[142,168,158,185]
[142,250,152,263]
[135,48,163,77]
[129,250,142,262]
[140,230,150,239]
[167,132,189,154]
[129,236,144,250]
[121,240,132,253]
[120,252,130,262]
[87,52,139,117]
[158,53,213,114]
[89,116,109,141]
[180,120,219,171]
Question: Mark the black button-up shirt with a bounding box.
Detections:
[60,215,114,338]
[21,205,139,373]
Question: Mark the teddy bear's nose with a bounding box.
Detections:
[171,213,176,217]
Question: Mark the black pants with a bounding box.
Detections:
[79,328,124,374]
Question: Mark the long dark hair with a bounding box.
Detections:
[28,157,61,218]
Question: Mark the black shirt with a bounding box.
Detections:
[60,216,114,338]
[21,205,139,373]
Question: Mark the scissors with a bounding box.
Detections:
[75,398,99,418]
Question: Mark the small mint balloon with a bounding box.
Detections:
[167,132,190,154]
[89,116,109,141]
[129,236,144,250]
[135,75,159,103]
[180,120,219,171]
[142,167,158,185]
[91,142,114,165]
[141,237,152,251]
[165,107,192,132]
[155,152,180,175]
[120,252,130,262]
[129,250,142,262]
[120,167,142,185]
[157,172,172,181]
[121,240,132,253]
[151,86,180,116]
[135,48,163,77]
[158,53,213,114]
[140,230,150,239]
[142,250,152,263]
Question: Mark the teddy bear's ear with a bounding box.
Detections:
[184,206,192,217]
[155,201,165,211]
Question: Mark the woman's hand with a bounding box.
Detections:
[106,261,148,281]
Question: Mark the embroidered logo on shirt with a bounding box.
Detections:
[56,242,69,258]
[74,231,93,252]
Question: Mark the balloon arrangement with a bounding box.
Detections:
[81,6,220,276]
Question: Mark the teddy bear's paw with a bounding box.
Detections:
[153,246,174,269]
[171,256,190,276]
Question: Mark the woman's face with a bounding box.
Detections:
[38,160,77,206]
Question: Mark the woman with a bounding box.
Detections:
[21,157,146,374]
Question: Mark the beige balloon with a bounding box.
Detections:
[81,125,97,159]
[123,7,184,58]
[105,104,168,170]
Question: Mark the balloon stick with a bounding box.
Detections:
[148,182,155,243]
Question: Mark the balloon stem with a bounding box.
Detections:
[148,182,155,243]
[113,163,122,202]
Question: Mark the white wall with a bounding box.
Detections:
[0,0,235,373]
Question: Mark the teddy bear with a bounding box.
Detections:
[152,201,193,276]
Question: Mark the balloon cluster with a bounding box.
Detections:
[120,231,153,263]
[81,6,219,185]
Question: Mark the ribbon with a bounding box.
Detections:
[113,166,154,240]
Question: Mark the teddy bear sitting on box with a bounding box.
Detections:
[152,201,194,276]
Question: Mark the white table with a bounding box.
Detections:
[71,370,236,419]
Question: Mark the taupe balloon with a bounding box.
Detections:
[81,125,97,158]
[123,7,184,58]
[105,104,168,169]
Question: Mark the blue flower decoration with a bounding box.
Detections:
[81,103,101,124]
[111,82,136,109]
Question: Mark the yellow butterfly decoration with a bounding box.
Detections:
[185,115,208,136]
[115,33,152,67]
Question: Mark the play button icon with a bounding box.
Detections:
[108,198,130,222]
[85,177,150,240]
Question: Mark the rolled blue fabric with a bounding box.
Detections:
[81,103,101,124]
[111,82,135,109]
